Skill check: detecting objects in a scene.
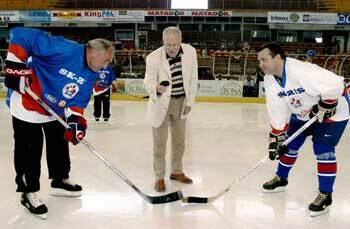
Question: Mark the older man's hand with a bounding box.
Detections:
[156,84,167,94]
[183,106,191,115]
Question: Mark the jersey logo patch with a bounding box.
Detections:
[290,97,303,108]
[58,100,66,107]
[62,83,79,99]
[45,93,57,104]
[99,72,106,79]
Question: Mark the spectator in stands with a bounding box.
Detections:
[205,69,214,80]
[137,54,145,62]
[243,75,255,97]
[244,75,255,87]
[121,56,129,66]
[220,39,227,50]
[144,26,198,192]
[202,47,208,57]
[332,38,340,54]
[199,68,214,80]
[114,37,123,50]
[242,41,249,52]
[249,47,256,53]
[199,68,206,80]
[232,49,241,62]
[305,49,316,63]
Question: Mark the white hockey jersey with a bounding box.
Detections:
[264,57,350,132]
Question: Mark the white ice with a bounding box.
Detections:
[1,99,349,229]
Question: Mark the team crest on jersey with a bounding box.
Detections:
[62,83,79,99]
[99,72,106,79]
[290,97,303,108]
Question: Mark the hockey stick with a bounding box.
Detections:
[24,86,183,204]
[182,115,317,204]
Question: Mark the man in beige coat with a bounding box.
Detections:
[144,27,198,192]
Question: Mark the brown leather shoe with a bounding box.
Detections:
[170,173,193,184]
[154,179,166,192]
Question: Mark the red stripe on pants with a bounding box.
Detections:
[318,163,337,173]
[280,155,297,165]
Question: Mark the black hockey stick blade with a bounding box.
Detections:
[182,117,317,204]
[182,188,227,204]
[130,184,183,204]
[182,196,208,204]
[147,191,184,204]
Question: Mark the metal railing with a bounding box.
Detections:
[0,49,349,83]
[114,50,350,82]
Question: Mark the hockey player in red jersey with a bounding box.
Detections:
[5,27,114,219]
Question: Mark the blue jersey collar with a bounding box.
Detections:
[274,59,287,88]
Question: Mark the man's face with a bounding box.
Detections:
[163,33,181,58]
[87,47,114,72]
[257,48,278,75]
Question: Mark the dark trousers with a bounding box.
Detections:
[93,89,111,119]
[243,85,255,97]
[12,116,71,193]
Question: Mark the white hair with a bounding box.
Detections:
[162,26,182,41]
[87,38,114,53]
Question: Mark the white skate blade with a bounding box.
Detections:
[310,207,330,217]
[50,188,82,197]
[24,208,48,220]
[262,186,286,193]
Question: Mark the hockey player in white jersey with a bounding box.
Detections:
[257,43,349,217]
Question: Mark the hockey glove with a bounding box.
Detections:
[309,99,338,122]
[64,115,87,145]
[4,60,32,94]
[269,131,287,160]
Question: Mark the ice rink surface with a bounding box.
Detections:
[0,99,349,229]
